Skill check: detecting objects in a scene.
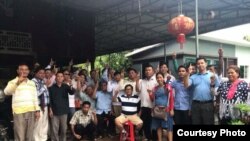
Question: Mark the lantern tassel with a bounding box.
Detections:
[180,43,183,49]
[177,34,185,49]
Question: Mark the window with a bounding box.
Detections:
[213,60,219,65]
[185,57,196,64]
[240,65,248,79]
[184,57,211,65]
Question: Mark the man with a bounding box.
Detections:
[207,48,225,125]
[107,71,124,117]
[63,70,77,123]
[94,81,115,138]
[32,67,50,141]
[123,67,139,95]
[4,63,40,141]
[70,101,97,141]
[114,84,143,139]
[172,65,191,125]
[87,70,98,86]
[44,68,55,87]
[49,71,75,141]
[159,62,176,83]
[184,57,219,124]
[43,59,56,87]
[136,64,157,140]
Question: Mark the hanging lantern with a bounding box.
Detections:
[168,14,195,49]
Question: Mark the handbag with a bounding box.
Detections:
[151,84,171,121]
[152,106,167,120]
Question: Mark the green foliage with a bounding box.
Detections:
[235,103,250,113]
[72,52,132,72]
[230,103,250,125]
[230,119,245,125]
[95,52,132,71]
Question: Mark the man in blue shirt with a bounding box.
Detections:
[171,65,191,125]
[93,81,115,138]
[184,57,219,124]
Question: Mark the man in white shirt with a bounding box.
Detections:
[136,64,157,140]
[123,67,139,95]
[107,71,124,117]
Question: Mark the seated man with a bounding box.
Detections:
[113,84,143,138]
[70,101,97,141]
[93,81,116,138]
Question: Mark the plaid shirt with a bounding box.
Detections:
[70,110,94,127]
[32,78,50,106]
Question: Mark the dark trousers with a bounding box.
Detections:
[140,107,152,139]
[174,109,191,125]
[220,117,231,125]
[74,123,95,141]
[96,112,116,136]
[191,101,214,125]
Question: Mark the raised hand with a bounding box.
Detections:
[68,79,72,86]
[114,89,119,96]
[85,59,90,67]
[49,58,55,66]
[167,75,171,81]
[45,79,51,87]
[187,64,193,75]
[147,88,152,94]
[17,72,27,85]
[210,73,216,85]
[218,48,223,56]
[69,59,74,66]
[172,52,177,59]
[136,72,140,81]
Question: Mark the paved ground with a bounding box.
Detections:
[67,133,143,141]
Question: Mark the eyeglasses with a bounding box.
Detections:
[64,73,70,75]
[125,88,132,90]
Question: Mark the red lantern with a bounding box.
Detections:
[168,14,195,49]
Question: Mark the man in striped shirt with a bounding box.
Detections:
[114,84,143,137]
[32,67,50,141]
[4,63,40,141]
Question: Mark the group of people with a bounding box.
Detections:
[3,48,250,141]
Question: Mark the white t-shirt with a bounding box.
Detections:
[138,75,157,108]
[107,79,124,106]
[123,79,138,95]
[68,80,77,108]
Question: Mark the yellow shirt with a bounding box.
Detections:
[4,77,40,114]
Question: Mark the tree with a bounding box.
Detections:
[95,52,132,71]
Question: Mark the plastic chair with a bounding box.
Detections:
[120,120,134,141]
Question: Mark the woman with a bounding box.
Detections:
[149,72,174,141]
[217,65,249,124]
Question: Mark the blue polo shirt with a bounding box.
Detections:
[188,71,219,101]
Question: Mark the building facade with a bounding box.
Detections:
[127,38,250,81]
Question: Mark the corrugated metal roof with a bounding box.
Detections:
[40,0,250,55]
